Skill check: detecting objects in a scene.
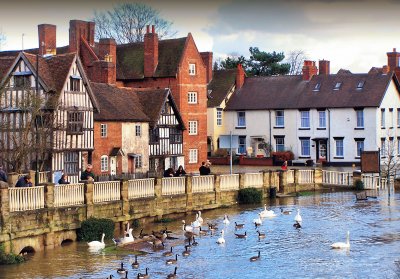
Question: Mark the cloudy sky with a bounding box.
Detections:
[1,0,399,73]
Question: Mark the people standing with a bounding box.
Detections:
[80,164,95,181]
[164,168,175,177]
[175,165,186,177]
[199,162,211,175]
[58,174,70,184]
[281,160,288,171]
[0,165,7,183]
[15,175,32,187]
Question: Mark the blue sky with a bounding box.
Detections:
[1,0,399,73]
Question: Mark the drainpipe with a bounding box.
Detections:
[327,109,331,163]
[268,110,272,155]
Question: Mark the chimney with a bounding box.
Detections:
[382,65,389,74]
[38,24,56,56]
[90,61,116,84]
[144,24,159,77]
[69,20,95,53]
[236,64,245,89]
[387,48,400,72]
[318,60,330,75]
[200,52,213,83]
[302,60,318,81]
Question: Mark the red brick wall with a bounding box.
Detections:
[38,24,56,55]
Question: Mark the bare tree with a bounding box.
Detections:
[380,133,400,179]
[0,28,6,51]
[287,50,307,75]
[93,3,176,44]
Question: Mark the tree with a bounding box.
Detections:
[287,50,307,75]
[93,3,176,44]
[380,133,400,179]
[246,47,290,76]
[219,54,246,70]
[0,29,6,51]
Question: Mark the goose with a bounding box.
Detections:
[257,230,266,239]
[216,230,225,244]
[139,229,150,239]
[182,246,191,256]
[163,246,174,257]
[222,214,230,225]
[120,228,134,244]
[197,211,204,225]
[253,214,262,226]
[280,208,292,215]
[293,221,302,229]
[166,254,179,265]
[260,205,276,218]
[185,238,192,249]
[132,255,139,268]
[192,236,199,246]
[137,268,149,279]
[331,231,350,249]
[250,251,261,262]
[123,271,129,279]
[198,226,209,235]
[182,220,193,232]
[117,262,127,274]
[87,233,105,248]
[235,231,247,239]
[294,209,302,224]
[235,222,245,229]
[152,230,168,242]
[162,227,173,234]
[208,223,218,233]
[166,267,177,279]
[191,213,201,228]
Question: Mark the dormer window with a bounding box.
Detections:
[70,76,81,91]
[356,81,365,90]
[334,82,342,90]
[313,83,321,91]
[13,71,32,88]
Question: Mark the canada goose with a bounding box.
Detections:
[280,208,292,215]
[123,271,129,279]
[235,222,245,229]
[117,262,127,274]
[260,205,276,218]
[182,246,191,256]
[294,209,302,224]
[257,230,266,239]
[197,210,204,225]
[235,231,247,239]
[331,231,350,249]
[250,251,261,262]
[132,255,139,268]
[223,214,230,225]
[162,227,173,234]
[198,226,208,236]
[293,221,302,229]
[208,223,218,233]
[192,236,199,246]
[216,230,225,244]
[185,238,192,249]
[166,267,177,279]
[139,229,150,239]
[87,233,105,248]
[166,254,179,264]
[163,246,173,257]
[137,268,149,279]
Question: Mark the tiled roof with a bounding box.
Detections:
[207,69,236,108]
[0,56,17,83]
[116,37,187,80]
[225,70,394,110]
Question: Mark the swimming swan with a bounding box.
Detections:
[294,209,302,224]
[217,230,225,244]
[331,231,350,249]
[87,233,105,248]
[260,204,276,218]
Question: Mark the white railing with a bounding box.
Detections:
[38,171,50,184]
[362,174,380,189]
[54,183,84,207]
[162,177,185,196]
[128,178,155,199]
[271,171,279,187]
[9,186,44,212]
[192,175,214,193]
[220,174,239,191]
[322,171,353,186]
[287,170,294,184]
[93,181,120,203]
[243,173,263,188]
[298,170,314,184]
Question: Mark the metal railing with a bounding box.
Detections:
[298,170,314,184]
[220,174,239,191]
[322,171,353,186]
[192,175,214,193]
[243,173,263,188]
[54,183,84,207]
[9,186,44,212]
[162,177,185,196]
[93,181,120,203]
[128,178,155,199]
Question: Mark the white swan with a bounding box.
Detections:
[331,231,350,249]
[260,204,276,218]
[87,233,105,248]
[191,214,201,228]
[294,209,302,224]
[197,211,204,225]
[222,214,230,225]
[217,230,225,244]
[253,213,262,225]
[120,228,134,244]
[182,220,193,232]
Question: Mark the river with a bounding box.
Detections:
[1,189,399,279]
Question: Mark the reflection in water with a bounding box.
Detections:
[1,190,400,279]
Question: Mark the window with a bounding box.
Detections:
[217,108,223,126]
[381,109,386,128]
[381,138,386,156]
[238,136,246,154]
[300,138,310,157]
[189,149,198,163]
[135,125,141,137]
[356,110,364,128]
[355,140,364,157]
[67,111,84,134]
[275,110,284,127]
[335,139,344,157]
[334,82,342,90]
[318,111,326,128]
[188,92,197,104]
[64,152,79,175]
[397,109,400,127]
[70,77,81,91]
[389,137,394,154]
[188,121,198,135]
[313,83,321,91]
[100,124,107,138]
[149,128,159,144]
[189,63,196,75]
[135,155,142,168]
[300,111,310,128]
[14,75,31,88]
[357,81,365,90]
[398,137,400,155]
[389,108,394,128]
[237,111,246,127]
[169,127,182,143]
[275,136,285,152]
[101,155,108,172]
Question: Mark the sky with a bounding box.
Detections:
[1,0,400,73]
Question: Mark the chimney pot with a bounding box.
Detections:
[146,25,150,34]
[152,25,155,33]
[394,48,397,52]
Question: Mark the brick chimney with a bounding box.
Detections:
[319,60,330,75]
[92,38,117,84]
[387,48,400,71]
[236,64,245,89]
[69,20,95,53]
[200,52,213,83]
[382,65,389,74]
[302,60,318,81]
[38,24,56,56]
[144,25,159,77]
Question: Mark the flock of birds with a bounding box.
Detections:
[86,205,350,278]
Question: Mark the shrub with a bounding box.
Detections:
[0,244,24,265]
[238,188,263,204]
[214,148,228,157]
[77,217,115,242]
[271,151,294,161]
[355,180,364,190]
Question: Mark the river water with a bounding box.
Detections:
[1,189,400,279]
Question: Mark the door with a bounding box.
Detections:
[110,156,117,175]
[317,140,327,162]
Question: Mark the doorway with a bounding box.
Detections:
[316,140,327,162]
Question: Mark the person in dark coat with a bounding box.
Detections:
[80,164,95,181]
[174,165,186,177]
[58,174,70,185]
[199,162,210,175]
[164,168,174,177]
[0,165,7,183]
[15,175,32,187]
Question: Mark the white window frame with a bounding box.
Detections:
[356,110,364,128]
[300,111,310,128]
[188,92,197,104]
[334,82,342,90]
[318,111,326,128]
[188,121,198,135]
[381,138,386,157]
[275,110,284,127]
[189,149,198,163]
[356,140,364,157]
[275,137,285,152]
[101,155,108,172]
[335,139,344,157]
[397,109,400,127]
[216,108,223,126]
[237,111,246,127]
[381,109,385,128]
[238,136,246,154]
[135,124,141,137]
[300,139,310,157]
[189,63,196,75]
[135,155,142,168]
[100,123,107,138]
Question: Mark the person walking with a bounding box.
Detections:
[58,174,70,184]
[281,160,288,171]
[0,165,7,183]
[174,165,186,177]
[199,162,210,175]
[15,175,32,187]
[80,164,95,181]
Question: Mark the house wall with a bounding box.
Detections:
[121,122,149,173]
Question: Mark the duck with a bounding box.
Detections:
[294,209,302,224]
[163,246,174,257]
[250,251,261,262]
[137,268,149,279]
[197,210,204,225]
[331,231,350,249]
[293,221,302,229]
[222,214,230,225]
[216,230,225,244]
[117,262,127,274]
[235,222,245,229]
[87,233,105,248]
[280,208,292,215]
[253,214,262,226]
[166,254,179,264]
[192,236,199,246]
[132,255,139,268]
[182,220,193,232]
[182,246,191,256]
[166,267,177,279]
[120,228,134,244]
[260,205,276,218]
[257,230,266,239]
[235,231,247,239]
